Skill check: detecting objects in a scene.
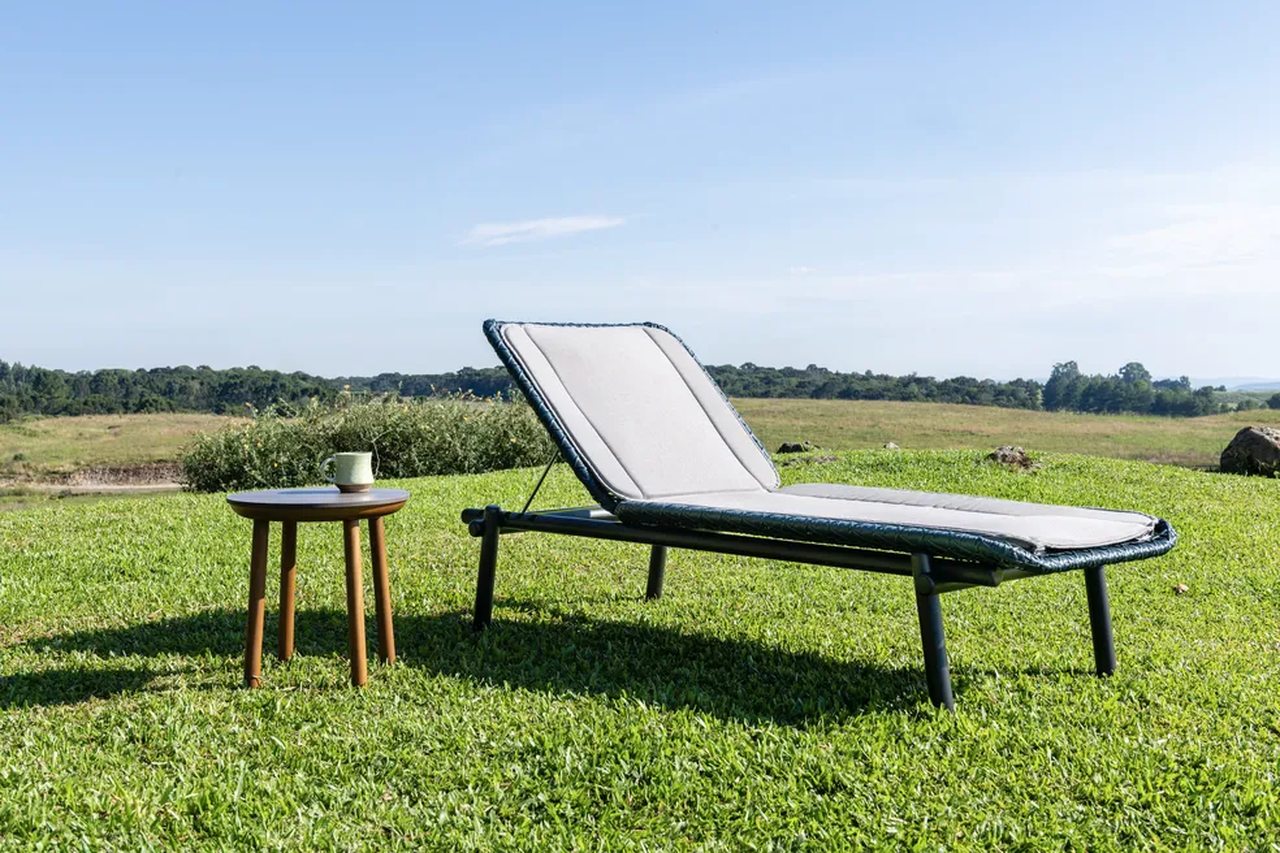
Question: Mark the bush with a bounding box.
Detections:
[180,395,555,492]
[1269,392,1280,410]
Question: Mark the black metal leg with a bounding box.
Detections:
[473,505,501,631]
[1084,565,1116,676]
[645,545,667,600]
[912,554,955,711]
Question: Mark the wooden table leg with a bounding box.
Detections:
[244,519,270,687]
[342,519,368,687]
[368,516,396,665]
[278,521,297,661]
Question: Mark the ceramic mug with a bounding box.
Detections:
[321,451,375,493]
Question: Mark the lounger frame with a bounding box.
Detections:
[465,319,1172,710]
[461,503,1118,711]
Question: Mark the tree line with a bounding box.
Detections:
[707,363,1043,408]
[1042,362,1226,416]
[0,361,520,422]
[0,362,335,421]
[1,357,1275,424]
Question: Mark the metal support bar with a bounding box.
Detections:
[473,505,501,631]
[464,505,616,525]
[466,507,906,576]
[520,453,560,514]
[913,553,955,711]
[1084,565,1116,676]
[646,545,667,600]
[461,506,1020,592]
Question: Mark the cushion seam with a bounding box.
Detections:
[513,326,645,499]
[780,484,1059,521]
[642,326,776,492]
[623,496,1154,551]
[779,484,1155,524]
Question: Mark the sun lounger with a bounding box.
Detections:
[461,321,1177,709]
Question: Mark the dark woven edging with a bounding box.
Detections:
[484,319,619,510]
[483,318,781,509]
[614,500,1178,573]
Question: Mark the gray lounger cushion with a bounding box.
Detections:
[622,485,1156,553]
[486,320,1173,570]
[495,322,778,500]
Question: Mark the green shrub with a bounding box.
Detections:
[179,395,554,492]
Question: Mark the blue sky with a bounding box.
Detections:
[3,2,1277,380]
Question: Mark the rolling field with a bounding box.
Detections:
[6,402,1280,485]
[1,399,1275,514]
[0,414,244,511]
[0,413,241,477]
[1,452,1277,846]
[737,398,1280,468]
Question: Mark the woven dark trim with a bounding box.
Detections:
[483,319,780,510]
[484,320,616,509]
[613,500,1177,573]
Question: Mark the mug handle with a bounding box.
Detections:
[320,455,337,484]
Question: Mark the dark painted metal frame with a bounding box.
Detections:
[462,504,1119,711]
[470,319,1160,709]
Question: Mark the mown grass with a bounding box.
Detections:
[2,451,1278,847]
[0,488,146,514]
[738,398,1280,468]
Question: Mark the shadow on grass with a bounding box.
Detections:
[21,605,936,722]
[1,666,155,708]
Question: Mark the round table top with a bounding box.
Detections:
[227,487,410,522]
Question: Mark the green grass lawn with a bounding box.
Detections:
[2,452,1279,847]
[736,398,1280,468]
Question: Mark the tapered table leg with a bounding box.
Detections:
[244,519,270,687]
[278,521,297,661]
[343,519,368,687]
[368,516,396,665]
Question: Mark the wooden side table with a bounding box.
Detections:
[227,487,410,687]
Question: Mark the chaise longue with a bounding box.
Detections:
[461,320,1177,709]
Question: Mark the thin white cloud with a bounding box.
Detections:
[1105,203,1280,276]
[463,215,625,246]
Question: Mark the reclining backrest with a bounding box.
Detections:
[487,320,780,509]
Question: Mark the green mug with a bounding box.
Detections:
[321,452,375,493]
